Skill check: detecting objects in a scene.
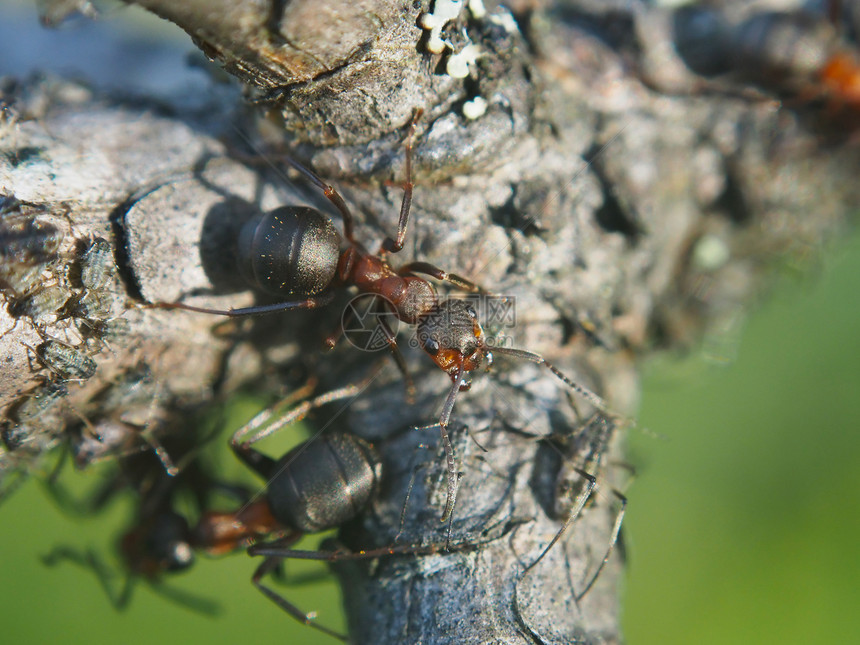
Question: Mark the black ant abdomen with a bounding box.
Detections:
[237,206,341,298]
[233,432,381,534]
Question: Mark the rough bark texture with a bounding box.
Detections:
[2,1,859,643]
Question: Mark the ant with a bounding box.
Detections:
[50,379,490,640]
[233,387,626,639]
[197,428,382,641]
[151,111,616,522]
[671,6,860,125]
[41,424,223,613]
[36,371,439,637]
[734,9,860,118]
[200,379,514,640]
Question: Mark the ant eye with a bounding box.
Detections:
[423,337,440,355]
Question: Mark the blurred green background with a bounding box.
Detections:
[2,3,859,642]
[623,230,860,645]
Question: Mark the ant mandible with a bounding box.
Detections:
[152,111,615,521]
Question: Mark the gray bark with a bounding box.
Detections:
[2,1,859,643]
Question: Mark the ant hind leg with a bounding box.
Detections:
[575,487,627,602]
[147,293,335,318]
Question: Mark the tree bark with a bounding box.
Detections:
[2,1,859,643]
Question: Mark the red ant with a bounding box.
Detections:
[736,9,860,118]
[227,382,626,637]
[194,380,520,640]
[150,111,616,522]
[146,383,497,639]
[672,7,860,125]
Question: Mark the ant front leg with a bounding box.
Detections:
[433,363,468,522]
[397,261,483,294]
[372,297,417,403]
[382,108,423,254]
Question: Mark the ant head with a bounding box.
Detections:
[121,510,195,577]
[416,298,488,379]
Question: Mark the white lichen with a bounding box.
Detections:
[489,9,519,34]
[420,0,466,54]
[462,96,488,119]
[468,0,486,20]
[446,42,483,78]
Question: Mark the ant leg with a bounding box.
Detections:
[146,292,335,317]
[396,459,422,541]
[132,383,180,476]
[444,471,462,549]
[394,438,439,541]
[41,546,136,611]
[231,377,377,447]
[252,555,347,641]
[336,293,415,401]
[523,467,596,573]
[281,157,358,246]
[324,304,354,349]
[323,284,367,349]
[398,261,482,293]
[491,346,611,413]
[435,363,467,522]
[373,302,417,403]
[575,488,627,602]
[382,109,422,254]
[248,533,489,562]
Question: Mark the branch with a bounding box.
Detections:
[3,1,859,643]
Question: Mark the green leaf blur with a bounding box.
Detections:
[624,230,860,644]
